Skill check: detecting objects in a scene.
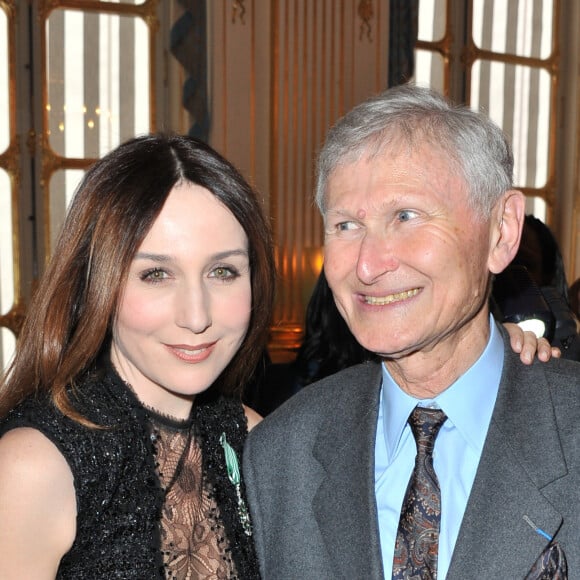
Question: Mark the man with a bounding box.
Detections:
[243,84,580,579]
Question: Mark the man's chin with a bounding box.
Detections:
[357,336,418,360]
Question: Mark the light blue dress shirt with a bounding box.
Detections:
[374,316,504,579]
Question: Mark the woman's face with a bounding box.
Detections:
[110,181,252,419]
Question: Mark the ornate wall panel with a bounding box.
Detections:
[209,0,389,358]
[558,0,580,284]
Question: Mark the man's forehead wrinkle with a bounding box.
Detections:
[328,195,406,220]
[364,135,461,186]
[326,146,458,218]
[334,119,458,175]
[330,132,412,176]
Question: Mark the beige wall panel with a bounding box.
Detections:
[557,0,580,284]
[210,0,389,356]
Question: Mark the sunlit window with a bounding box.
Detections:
[45,8,150,247]
[0,6,14,369]
[0,7,8,153]
[0,328,15,371]
[0,169,13,318]
[471,0,553,59]
[415,0,556,222]
[471,62,551,191]
[0,1,156,373]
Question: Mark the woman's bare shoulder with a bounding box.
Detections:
[0,427,77,578]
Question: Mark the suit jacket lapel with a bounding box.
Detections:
[447,343,566,579]
[312,362,385,579]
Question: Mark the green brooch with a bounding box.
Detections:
[220,432,253,536]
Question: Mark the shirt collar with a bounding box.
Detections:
[381,315,504,460]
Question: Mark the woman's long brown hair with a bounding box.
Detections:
[0,134,275,423]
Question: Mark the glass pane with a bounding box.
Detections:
[471,60,551,189]
[49,169,85,253]
[414,49,445,94]
[418,0,446,42]
[0,6,9,153]
[46,9,150,158]
[0,168,13,315]
[0,327,15,372]
[524,196,547,222]
[472,0,553,60]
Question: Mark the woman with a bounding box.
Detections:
[0,134,274,578]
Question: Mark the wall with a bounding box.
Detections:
[207,0,390,358]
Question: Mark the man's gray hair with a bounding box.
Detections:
[315,84,514,218]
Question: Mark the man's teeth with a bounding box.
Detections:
[364,288,420,305]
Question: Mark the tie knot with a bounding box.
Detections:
[408,407,447,454]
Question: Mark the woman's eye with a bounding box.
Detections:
[210,266,239,280]
[140,268,168,282]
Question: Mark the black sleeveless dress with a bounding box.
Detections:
[0,363,260,579]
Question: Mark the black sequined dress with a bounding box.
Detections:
[0,363,260,579]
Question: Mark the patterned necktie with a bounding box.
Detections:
[392,406,447,580]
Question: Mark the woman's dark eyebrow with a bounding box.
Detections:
[134,252,171,263]
[212,249,249,261]
[134,249,249,262]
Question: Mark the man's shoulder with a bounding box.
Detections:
[247,361,382,440]
[540,356,580,402]
[505,348,580,383]
[277,360,379,409]
[502,349,580,413]
[543,354,580,378]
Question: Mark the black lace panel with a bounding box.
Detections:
[153,420,237,579]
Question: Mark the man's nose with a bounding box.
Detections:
[356,232,400,284]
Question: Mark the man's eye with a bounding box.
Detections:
[398,210,417,222]
[337,221,357,231]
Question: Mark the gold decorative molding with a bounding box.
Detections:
[358,0,374,41]
[0,0,23,344]
[0,1,15,16]
[39,0,156,18]
[268,325,303,361]
[0,303,26,337]
[232,0,246,24]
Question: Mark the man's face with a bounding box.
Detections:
[323,145,496,361]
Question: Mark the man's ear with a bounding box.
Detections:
[488,189,526,274]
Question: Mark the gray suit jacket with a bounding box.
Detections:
[243,333,580,579]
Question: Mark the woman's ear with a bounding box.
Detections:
[488,190,526,274]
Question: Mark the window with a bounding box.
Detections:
[415,0,559,222]
[0,0,161,369]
